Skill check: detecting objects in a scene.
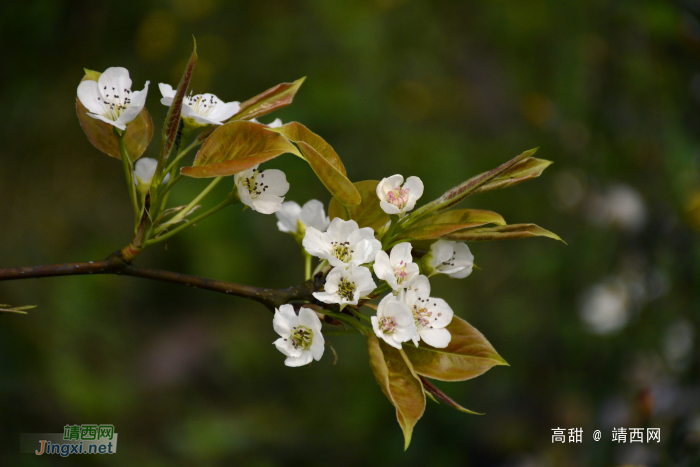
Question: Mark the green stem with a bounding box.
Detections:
[371,282,391,297]
[322,328,360,336]
[164,138,200,175]
[381,215,400,249]
[318,310,369,335]
[160,176,223,230]
[117,133,140,227]
[304,253,312,281]
[312,259,328,277]
[348,308,372,324]
[146,198,232,246]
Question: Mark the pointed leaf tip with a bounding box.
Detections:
[367,334,425,450]
[402,316,507,381]
[445,223,565,244]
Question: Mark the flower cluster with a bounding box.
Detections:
[271,173,475,364]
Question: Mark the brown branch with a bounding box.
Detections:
[0,254,319,310]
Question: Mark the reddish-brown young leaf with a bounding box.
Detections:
[470,157,553,195]
[328,180,390,230]
[367,334,426,450]
[181,121,301,178]
[196,77,307,143]
[402,316,508,382]
[234,77,306,121]
[409,148,538,221]
[76,72,153,161]
[445,223,564,243]
[159,39,197,166]
[296,141,360,206]
[270,121,345,172]
[400,209,506,240]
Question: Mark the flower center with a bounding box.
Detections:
[338,276,356,301]
[378,316,399,334]
[439,253,458,270]
[331,241,353,263]
[185,92,219,117]
[386,186,410,209]
[412,299,441,328]
[393,260,408,284]
[290,325,313,351]
[97,85,133,121]
[240,168,269,199]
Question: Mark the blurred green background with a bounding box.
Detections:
[1,0,699,465]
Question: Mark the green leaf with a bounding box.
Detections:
[296,140,361,206]
[234,77,306,121]
[400,209,506,240]
[409,148,538,220]
[328,180,390,230]
[471,158,553,195]
[367,334,426,450]
[419,375,483,415]
[159,38,197,166]
[180,121,301,178]
[76,72,153,161]
[445,223,565,243]
[402,316,508,382]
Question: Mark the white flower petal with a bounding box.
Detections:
[377,174,404,197]
[313,291,340,304]
[379,200,401,215]
[274,337,301,358]
[373,251,392,282]
[77,80,104,114]
[419,328,451,348]
[390,242,413,265]
[430,240,456,266]
[285,352,313,367]
[115,81,149,126]
[403,176,424,200]
[209,101,240,121]
[310,339,325,360]
[251,193,285,214]
[268,118,283,128]
[300,200,329,231]
[134,158,158,185]
[98,67,132,100]
[298,308,321,330]
[258,169,290,197]
[302,227,328,258]
[275,201,302,233]
[158,82,175,100]
[86,112,126,130]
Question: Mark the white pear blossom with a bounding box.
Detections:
[371,293,418,350]
[303,218,382,268]
[376,174,424,216]
[374,242,420,292]
[159,84,240,127]
[313,265,376,306]
[273,304,324,367]
[134,158,170,188]
[425,240,474,279]
[276,200,330,236]
[234,164,289,214]
[399,275,453,348]
[77,67,150,131]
